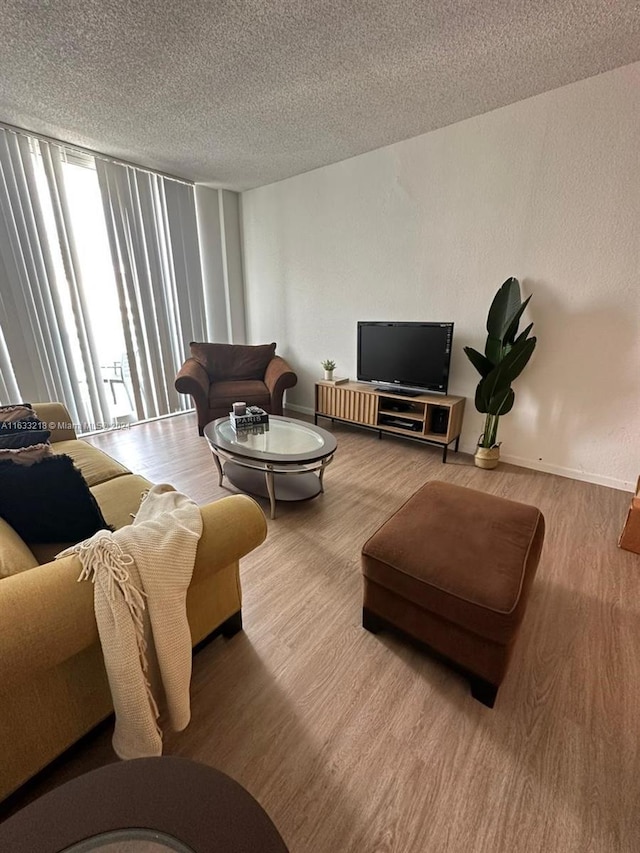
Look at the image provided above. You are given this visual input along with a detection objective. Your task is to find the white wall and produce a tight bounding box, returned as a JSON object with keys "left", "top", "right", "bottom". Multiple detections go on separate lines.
{"left": 241, "top": 63, "right": 640, "bottom": 491}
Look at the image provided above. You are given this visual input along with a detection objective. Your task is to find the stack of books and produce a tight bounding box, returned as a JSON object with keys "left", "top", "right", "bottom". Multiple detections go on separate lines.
{"left": 322, "top": 376, "right": 349, "bottom": 385}
{"left": 230, "top": 405, "right": 269, "bottom": 431}
{"left": 233, "top": 423, "right": 269, "bottom": 439}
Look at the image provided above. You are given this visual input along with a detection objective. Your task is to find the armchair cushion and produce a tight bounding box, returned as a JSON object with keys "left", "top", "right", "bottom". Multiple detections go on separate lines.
{"left": 208, "top": 380, "right": 271, "bottom": 411}
{"left": 190, "top": 342, "right": 276, "bottom": 382}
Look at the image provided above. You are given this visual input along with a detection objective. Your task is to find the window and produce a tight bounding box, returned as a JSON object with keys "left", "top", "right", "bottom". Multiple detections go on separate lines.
{"left": 0, "top": 128, "right": 206, "bottom": 430}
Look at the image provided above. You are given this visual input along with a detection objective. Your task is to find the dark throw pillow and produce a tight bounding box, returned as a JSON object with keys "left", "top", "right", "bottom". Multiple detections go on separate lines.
{"left": 0, "top": 403, "right": 34, "bottom": 422}
{"left": 0, "top": 443, "right": 52, "bottom": 466}
{"left": 0, "top": 404, "right": 51, "bottom": 450}
{"left": 0, "top": 454, "right": 112, "bottom": 544}
{"left": 0, "top": 429, "right": 52, "bottom": 449}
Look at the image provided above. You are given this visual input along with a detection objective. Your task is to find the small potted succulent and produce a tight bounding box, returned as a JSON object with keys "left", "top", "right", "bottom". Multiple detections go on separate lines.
{"left": 321, "top": 359, "right": 336, "bottom": 381}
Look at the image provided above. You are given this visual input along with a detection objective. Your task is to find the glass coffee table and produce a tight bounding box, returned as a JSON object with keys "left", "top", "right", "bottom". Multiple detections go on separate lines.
{"left": 204, "top": 415, "right": 337, "bottom": 519}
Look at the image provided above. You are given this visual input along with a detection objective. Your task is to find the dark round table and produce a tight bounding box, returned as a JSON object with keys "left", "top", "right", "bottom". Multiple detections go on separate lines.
{"left": 0, "top": 757, "right": 289, "bottom": 853}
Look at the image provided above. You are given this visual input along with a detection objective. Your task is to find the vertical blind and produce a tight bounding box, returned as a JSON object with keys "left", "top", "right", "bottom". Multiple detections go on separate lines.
{"left": 0, "top": 126, "right": 207, "bottom": 428}
{"left": 96, "top": 160, "right": 206, "bottom": 421}
{"left": 0, "top": 130, "right": 91, "bottom": 423}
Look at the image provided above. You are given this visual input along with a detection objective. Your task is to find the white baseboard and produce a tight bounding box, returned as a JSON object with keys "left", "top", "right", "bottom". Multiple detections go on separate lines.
{"left": 497, "top": 453, "right": 633, "bottom": 493}
{"left": 286, "top": 403, "right": 633, "bottom": 493}
{"left": 286, "top": 402, "right": 315, "bottom": 416}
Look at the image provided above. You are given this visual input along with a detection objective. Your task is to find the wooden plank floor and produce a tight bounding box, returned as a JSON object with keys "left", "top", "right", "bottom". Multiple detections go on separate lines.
{"left": 6, "top": 412, "right": 640, "bottom": 851}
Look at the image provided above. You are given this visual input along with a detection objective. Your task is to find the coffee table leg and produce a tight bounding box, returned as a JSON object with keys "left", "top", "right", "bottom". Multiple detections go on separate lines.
{"left": 318, "top": 459, "right": 328, "bottom": 493}
{"left": 211, "top": 451, "right": 224, "bottom": 486}
{"left": 265, "top": 467, "right": 276, "bottom": 519}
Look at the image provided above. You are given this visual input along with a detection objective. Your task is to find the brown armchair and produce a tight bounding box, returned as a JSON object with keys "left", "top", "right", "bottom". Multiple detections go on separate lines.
{"left": 175, "top": 342, "right": 297, "bottom": 435}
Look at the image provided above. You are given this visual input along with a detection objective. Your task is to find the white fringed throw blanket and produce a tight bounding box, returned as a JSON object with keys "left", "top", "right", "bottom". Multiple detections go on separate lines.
{"left": 57, "top": 484, "right": 203, "bottom": 759}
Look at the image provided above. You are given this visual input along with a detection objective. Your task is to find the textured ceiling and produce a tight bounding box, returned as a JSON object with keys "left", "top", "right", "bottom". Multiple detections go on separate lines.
{"left": 1, "top": 1, "right": 639, "bottom": 190}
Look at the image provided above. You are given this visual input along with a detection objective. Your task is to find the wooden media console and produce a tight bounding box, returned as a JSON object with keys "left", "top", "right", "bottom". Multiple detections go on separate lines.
{"left": 314, "top": 381, "right": 465, "bottom": 462}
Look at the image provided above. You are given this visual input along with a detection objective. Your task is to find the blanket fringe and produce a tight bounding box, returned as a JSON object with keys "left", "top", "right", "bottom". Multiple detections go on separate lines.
{"left": 69, "top": 532, "right": 161, "bottom": 731}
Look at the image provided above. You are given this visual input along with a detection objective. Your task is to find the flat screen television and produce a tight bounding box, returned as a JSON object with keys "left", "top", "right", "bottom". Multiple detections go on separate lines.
{"left": 357, "top": 321, "right": 454, "bottom": 395}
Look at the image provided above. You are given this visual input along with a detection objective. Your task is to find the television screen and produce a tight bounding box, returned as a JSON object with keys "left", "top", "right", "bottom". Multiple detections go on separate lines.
{"left": 357, "top": 322, "right": 454, "bottom": 394}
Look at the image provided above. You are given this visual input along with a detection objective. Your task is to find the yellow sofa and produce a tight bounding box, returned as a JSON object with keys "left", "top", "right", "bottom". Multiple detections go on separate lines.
{"left": 0, "top": 403, "right": 267, "bottom": 803}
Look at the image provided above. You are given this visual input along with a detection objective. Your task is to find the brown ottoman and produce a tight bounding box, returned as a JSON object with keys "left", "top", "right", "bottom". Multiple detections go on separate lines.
{"left": 361, "top": 481, "right": 545, "bottom": 707}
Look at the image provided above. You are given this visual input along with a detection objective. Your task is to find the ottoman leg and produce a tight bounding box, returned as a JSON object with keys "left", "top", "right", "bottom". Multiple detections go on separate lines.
{"left": 362, "top": 607, "right": 385, "bottom": 634}
{"left": 469, "top": 676, "right": 498, "bottom": 709}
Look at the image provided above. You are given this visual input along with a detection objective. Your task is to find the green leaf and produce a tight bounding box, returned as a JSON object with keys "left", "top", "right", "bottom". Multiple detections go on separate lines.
{"left": 477, "top": 365, "right": 512, "bottom": 413}
{"left": 463, "top": 346, "right": 493, "bottom": 378}
{"left": 475, "top": 381, "right": 490, "bottom": 414}
{"left": 488, "top": 387, "right": 515, "bottom": 416}
{"left": 514, "top": 322, "right": 534, "bottom": 346}
{"left": 475, "top": 336, "right": 536, "bottom": 414}
{"left": 486, "top": 277, "right": 521, "bottom": 340}
{"left": 503, "top": 294, "right": 532, "bottom": 345}
{"left": 485, "top": 335, "right": 503, "bottom": 364}
{"left": 497, "top": 336, "right": 537, "bottom": 384}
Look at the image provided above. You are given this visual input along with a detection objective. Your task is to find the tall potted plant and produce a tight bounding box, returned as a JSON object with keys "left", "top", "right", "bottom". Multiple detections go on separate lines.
{"left": 463, "top": 277, "right": 537, "bottom": 469}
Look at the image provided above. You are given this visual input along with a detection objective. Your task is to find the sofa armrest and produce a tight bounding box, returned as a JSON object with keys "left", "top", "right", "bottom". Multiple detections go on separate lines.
{"left": 192, "top": 494, "right": 267, "bottom": 585}
{"left": 264, "top": 356, "right": 297, "bottom": 415}
{"left": 0, "top": 554, "right": 97, "bottom": 688}
{"left": 0, "top": 495, "right": 266, "bottom": 688}
{"left": 31, "top": 402, "right": 77, "bottom": 442}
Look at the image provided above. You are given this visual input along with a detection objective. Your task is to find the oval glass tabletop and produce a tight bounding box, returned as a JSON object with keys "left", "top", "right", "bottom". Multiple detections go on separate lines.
{"left": 205, "top": 416, "right": 337, "bottom": 463}
{"left": 63, "top": 828, "right": 194, "bottom": 852}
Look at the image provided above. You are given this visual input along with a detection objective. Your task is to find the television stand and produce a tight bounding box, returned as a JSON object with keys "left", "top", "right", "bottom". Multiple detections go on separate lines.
{"left": 374, "top": 387, "right": 422, "bottom": 397}
{"left": 315, "top": 381, "right": 465, "bottom": 462}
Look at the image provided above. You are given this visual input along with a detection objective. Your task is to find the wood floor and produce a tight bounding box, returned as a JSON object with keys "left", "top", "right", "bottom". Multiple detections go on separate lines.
{"left": 7, "top": 412, "right": 640, "bottom": 851}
